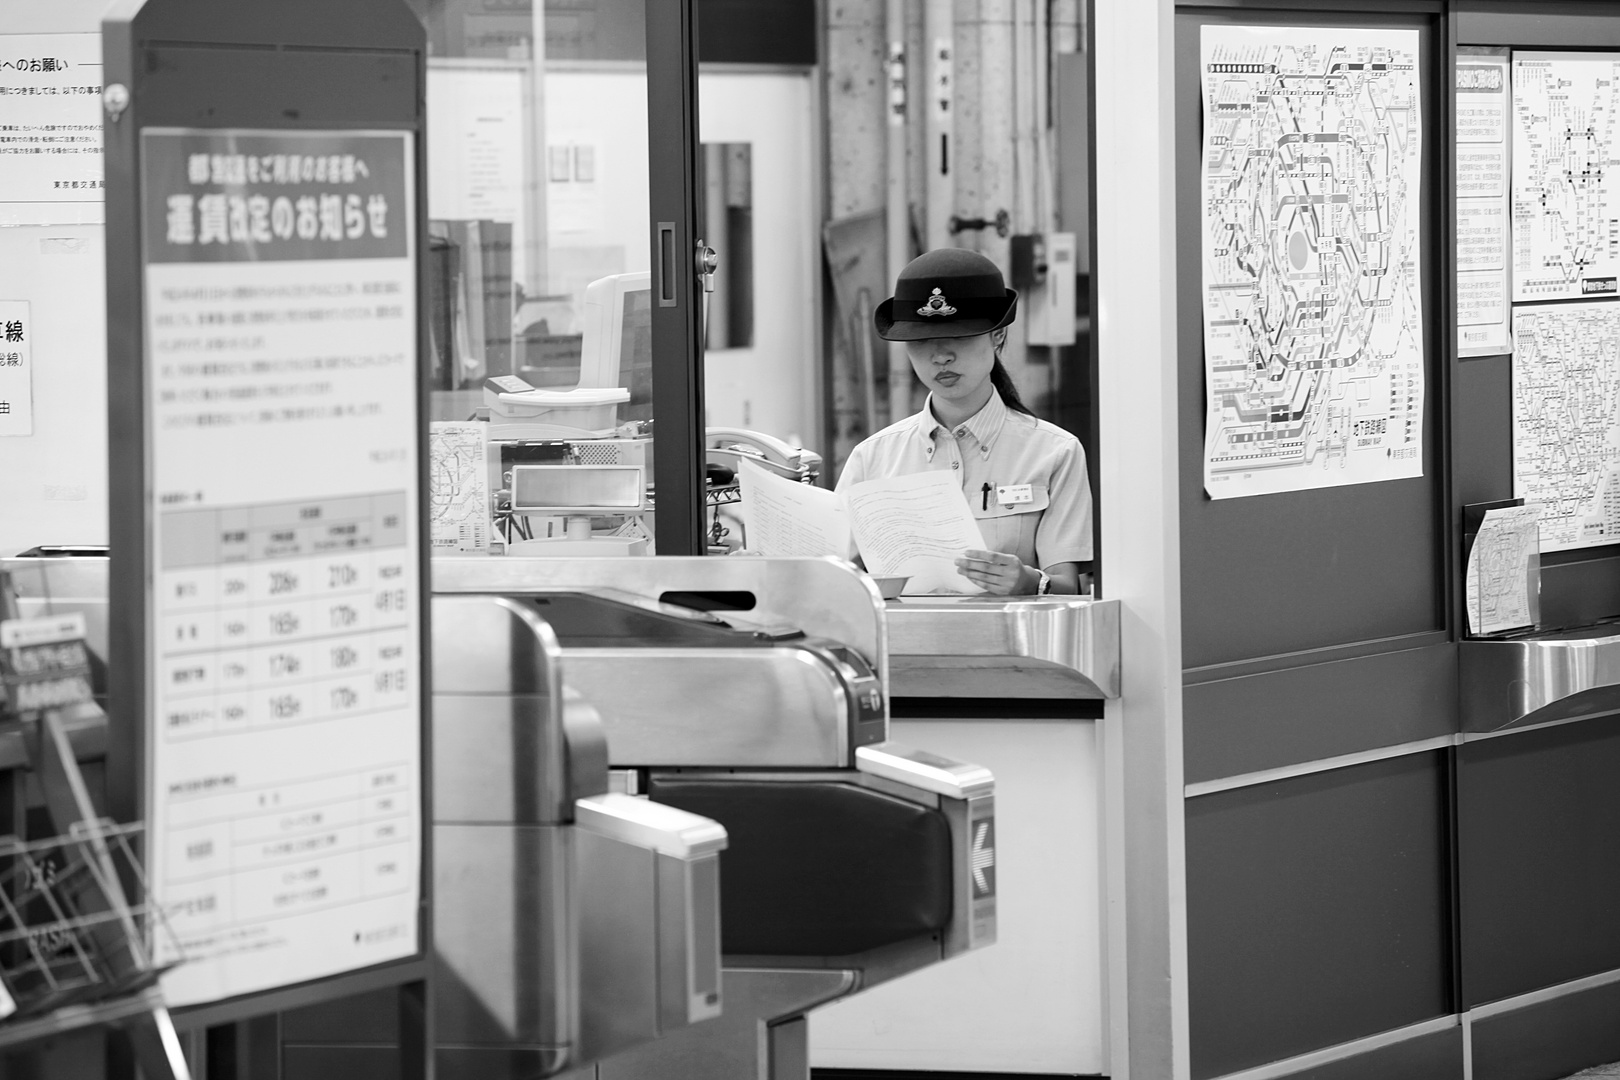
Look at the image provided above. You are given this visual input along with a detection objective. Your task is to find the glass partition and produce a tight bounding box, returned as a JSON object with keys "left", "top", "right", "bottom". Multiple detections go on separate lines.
{"left": 414, "top": 0, "right": 698, "bottom": 554}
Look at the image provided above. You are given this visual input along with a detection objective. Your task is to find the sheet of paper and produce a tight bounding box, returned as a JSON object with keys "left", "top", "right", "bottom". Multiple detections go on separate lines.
{"left": 737, "top": 456, "right": 849, "bottom": 557}
{"left": 1512, "top": 302, "right": 1620, "bottom": 552}
{"left": 1466, "top": 505, "right": 1541, "bottom": 635}
{"left": 429, "top": 422, "right": 491, "bottom": 554}
{"left": 0, "top": 33, "right": 103, "bottom": 226}
{"left": 426, "top": 61, "right": 528, "bottom": 288}
{"left": 1512, "top": 53, "right": 1620, "bottom": 301}
{"left": 141, "top": 128, "right": 422, "bottom": 1007}
{"left": 1456, "top": 52, "right": 1511, "bottom": 357}
{"left": 1199, "top": 25, "right": 1425, "bottom": 499}
{"left": 844, "top": 471, "right": 985, "bottom": 595}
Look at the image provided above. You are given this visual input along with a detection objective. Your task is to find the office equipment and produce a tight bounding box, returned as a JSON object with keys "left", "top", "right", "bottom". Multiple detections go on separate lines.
{"left": 578, "top": 272, "right": 654, "bottom": 423}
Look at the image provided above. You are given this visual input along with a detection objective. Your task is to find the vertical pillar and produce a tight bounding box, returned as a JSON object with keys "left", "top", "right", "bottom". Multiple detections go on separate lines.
{"left": 1093, "top": 0, "right": 1188, "bottom": 1077}
{"left": 953, "top": 0, "right": 1044, "bottom": 409}
{"left": 826, "top": 0, "right": 887, "bottom": 463}
{"left": 923, "top": 0, "right": 954, "bottom": 252}
{"left": 527, "top": 3, "right": 549, "bottom": 296}
{"left": 886, "top": 0, "right": 912, "bottom": 425}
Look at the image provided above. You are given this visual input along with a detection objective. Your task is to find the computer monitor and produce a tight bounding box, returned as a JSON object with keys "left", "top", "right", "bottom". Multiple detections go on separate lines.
{"left": 578, "top": 270, "right": 653, "bottom": 423}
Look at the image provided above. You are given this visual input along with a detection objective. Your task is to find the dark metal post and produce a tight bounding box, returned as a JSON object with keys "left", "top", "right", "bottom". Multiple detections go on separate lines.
{"left": 647, "top": 0, "right": 706, "bottom": 555}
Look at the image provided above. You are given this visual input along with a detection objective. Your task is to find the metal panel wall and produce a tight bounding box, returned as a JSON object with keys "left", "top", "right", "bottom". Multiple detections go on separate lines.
{"left": 1174, "top": 6, "right": 1457, "bottom": 1077}
{"left": 1185, "top": 753, "right": 1453, "bottom": 1079}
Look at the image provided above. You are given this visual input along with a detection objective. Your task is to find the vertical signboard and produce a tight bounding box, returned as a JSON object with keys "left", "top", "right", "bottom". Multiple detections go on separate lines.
{"left": 139, "top": 128, "right": 422, "bottom": 1006}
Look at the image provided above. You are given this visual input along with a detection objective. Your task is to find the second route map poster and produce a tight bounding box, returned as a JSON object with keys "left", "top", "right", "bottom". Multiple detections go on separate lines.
{"left": 1200, "top": 25, "right": 1425, "bottom": 500}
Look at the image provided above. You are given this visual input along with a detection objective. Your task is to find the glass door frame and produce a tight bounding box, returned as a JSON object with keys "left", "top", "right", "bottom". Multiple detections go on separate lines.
{"left": 646, "top": 0, "right": 707, "bottom": 555}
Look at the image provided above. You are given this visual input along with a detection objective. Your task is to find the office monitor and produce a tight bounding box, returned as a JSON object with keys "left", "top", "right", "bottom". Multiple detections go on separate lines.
{"left": 578, "top": 270, "right": 653, "bottom": 423}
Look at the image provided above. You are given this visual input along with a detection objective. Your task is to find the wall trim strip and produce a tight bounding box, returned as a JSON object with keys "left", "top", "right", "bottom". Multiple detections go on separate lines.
{"left": 1467, "top": 963, "right": 1620, "bottom": 1021}
{"left": 1184, "top": 736, "right": 1455, "bottom": 798}
{"left": 1204, "top": 1015, "right": 1459, "bottom": 1080}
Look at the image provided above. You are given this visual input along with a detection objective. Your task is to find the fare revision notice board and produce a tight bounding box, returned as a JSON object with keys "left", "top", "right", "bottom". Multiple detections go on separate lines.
{"left": 138, "top": 128, "right": 423, "bottom": 1008}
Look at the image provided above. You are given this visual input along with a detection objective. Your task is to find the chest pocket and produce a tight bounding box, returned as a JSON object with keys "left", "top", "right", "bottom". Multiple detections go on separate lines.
{"left": 971, "top": 484, "right": 1050, "bottom": 563}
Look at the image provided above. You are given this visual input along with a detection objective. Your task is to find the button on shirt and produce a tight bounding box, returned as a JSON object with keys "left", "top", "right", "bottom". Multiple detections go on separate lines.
{"left": 836, "top": 389, "right": 1094, "bottom": 570}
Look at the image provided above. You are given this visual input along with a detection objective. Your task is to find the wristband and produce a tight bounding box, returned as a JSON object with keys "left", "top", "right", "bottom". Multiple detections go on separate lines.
{"left": 1036, "top": 569, "right": 1051, "bottom": 595}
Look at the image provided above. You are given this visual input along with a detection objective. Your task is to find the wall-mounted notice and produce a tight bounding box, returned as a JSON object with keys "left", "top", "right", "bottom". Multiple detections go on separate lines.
{"left": 1200, "top": 26, "right": 1425, "bottom": 499}
{"left": 0, "top": 33, "right": 104, "bottom": 226}
{"left": 425, "top": 61, "right": 528, "bottom": 286}
{"left": 1512, "top": 53, "right": 1620, "bottom": 302}
{"left": 0, "top": 300, "right": 32, "bottom": 435}
{"left": 1512, "top": 302, "right": 1620, "bottom": 553}
{"left": 140, "top": 128, "right": 421, "bottom": 1007}
{"left": 428, "top": 421, "right": 491, "bottom": 554}
{"left": 1456, "top": 51, "right": 1511, "bottom": 357}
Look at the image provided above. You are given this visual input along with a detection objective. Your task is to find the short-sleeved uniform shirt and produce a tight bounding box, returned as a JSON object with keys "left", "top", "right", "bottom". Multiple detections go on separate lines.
{"left": 836, "top": 389, "right": 1093, "bottom": 570}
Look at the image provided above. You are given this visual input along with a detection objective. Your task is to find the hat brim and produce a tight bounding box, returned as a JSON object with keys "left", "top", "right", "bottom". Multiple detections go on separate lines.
{"left": 874, "top": 289, "right": 1018, "bottom": 341}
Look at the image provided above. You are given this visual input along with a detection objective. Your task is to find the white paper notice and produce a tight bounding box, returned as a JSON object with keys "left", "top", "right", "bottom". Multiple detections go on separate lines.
{"left": 1512, "top": 53, "right": 1620, "bottom": 302}
{"left": 0, "top": 33, "right": 104, "bottom": 226}
{"left": 426, "top": 61, "right": 527, "bottom": 286}
{"left": 1512, "top": 302, "right": 1620, "bottom": 553}
{"left": 0, "top": 300, "right": 32, "bottom": 435}
{"left": 1199, "top": 26, "right": 1425, "bottom": 499}
{"left": 1466, "top": 505, "right": 1541, "bottom": 636}
{"left": 844, "top": 471, "right": 986, "bottom": 595}
{"left": 429, "top": 422, "right": 491, "bottom": 554}
{"left": 142, "top": 128, "right": 421, "bottom": 1007}
{"left": 737, "top": 457, "right": 850, "bottom": 557}
{"left": 1456, "top": 53, "right": 1512, "bottom": 357}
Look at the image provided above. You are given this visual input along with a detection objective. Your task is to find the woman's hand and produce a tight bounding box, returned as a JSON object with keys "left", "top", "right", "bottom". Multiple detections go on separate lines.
{"left": 955, "top": 548, "right": 1039, "bottom": 595}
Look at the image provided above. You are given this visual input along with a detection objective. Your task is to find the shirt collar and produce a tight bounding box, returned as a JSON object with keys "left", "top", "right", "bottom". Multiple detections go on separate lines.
{"left": 917, "top": 387, "right": 1009, "bottom": 456}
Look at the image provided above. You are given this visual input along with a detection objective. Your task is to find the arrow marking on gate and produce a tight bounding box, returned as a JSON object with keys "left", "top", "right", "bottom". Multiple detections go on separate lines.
{"left": 971, "top": 820, "right": 994, "bottom": 895}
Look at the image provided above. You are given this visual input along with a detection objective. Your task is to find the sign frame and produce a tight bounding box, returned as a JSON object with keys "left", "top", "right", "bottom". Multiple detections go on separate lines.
{"left": 101, "top": 0, "right": 433, "bottom": 1046}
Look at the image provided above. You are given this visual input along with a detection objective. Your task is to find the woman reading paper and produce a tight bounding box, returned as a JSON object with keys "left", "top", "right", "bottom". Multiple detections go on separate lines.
{"left": 835, "top": 248, "right": 1093, "bottom": 595}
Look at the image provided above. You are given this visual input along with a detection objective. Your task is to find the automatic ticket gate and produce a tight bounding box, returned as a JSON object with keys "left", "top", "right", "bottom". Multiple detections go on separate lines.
{"left": 433, "top": 557, "right": 998, "bottom": 1080}
{"left": 432, "top": 595, "right": 728, "bottom": 1075}
{"left": 2, "top": 550, "right": 731, "bottom": 1078}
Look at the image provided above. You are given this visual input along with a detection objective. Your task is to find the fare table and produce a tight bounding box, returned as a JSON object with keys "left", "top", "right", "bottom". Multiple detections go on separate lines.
{"left": 810, "top": 595, "right": 1119, "bottom": 1076}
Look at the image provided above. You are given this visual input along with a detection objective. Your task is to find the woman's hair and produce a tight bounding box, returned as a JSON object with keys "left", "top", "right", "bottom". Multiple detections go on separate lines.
{"left": 990, "top": 331, "right": 1036, "bottom": 416}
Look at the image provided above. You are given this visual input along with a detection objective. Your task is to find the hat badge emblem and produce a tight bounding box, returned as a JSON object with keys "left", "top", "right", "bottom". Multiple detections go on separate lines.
{"left": 917, "top": 287, "right": 957, "bottom": 317}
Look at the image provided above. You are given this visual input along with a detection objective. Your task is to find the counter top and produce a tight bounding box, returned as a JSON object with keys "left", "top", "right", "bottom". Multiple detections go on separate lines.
{"left": 884, "top": 596, "right": 1120, "bottom": 700}
{"left": 1460, "top": 623, "right": 1620, "bottom": 733}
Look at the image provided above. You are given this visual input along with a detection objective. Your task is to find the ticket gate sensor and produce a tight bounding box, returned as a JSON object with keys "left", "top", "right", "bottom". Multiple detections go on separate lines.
{"left": 433, "top": 557, "right": 997, "bottom": 1080}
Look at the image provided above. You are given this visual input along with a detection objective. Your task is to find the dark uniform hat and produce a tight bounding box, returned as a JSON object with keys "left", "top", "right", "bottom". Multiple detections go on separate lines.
{"left": 874, "top": 247, "right": 1019, "bottom": 341}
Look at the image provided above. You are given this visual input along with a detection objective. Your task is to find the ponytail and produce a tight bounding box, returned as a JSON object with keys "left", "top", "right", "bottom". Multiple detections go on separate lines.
{"left": 990, "top": 332, "right": 1035, "bottom": 416}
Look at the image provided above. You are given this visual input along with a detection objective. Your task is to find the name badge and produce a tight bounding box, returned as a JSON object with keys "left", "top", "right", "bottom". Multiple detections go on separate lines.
{"left": 997, "top": 484, "right": 1034, "bottom": 506}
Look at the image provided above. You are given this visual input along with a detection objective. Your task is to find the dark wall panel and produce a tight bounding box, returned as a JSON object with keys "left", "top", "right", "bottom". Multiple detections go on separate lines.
{"left": 1175, "top": 10, "right": 1444, "bottom": 669}
{"left": 1184, "top": 642, "right": 1457, "bottom": 783}
{"left": 1458, "top": 719, "right": 1620, "bottom": 1007}
{"left": 698, "top": 0, "right": 816, "bottom": 65}
{"left": 1540, "top": 553, "right": 1620, "bottom": 631}
{"left": 1453, "top": 356, "right": 1511, "bottom": 510}
{"left": 1186, "top": 753, "right": 1452, "bottom": 1079}
{"left": 1276, "top": 1026, "right": 1462, "bottom": 1080}
{"left": 1472, "top": 979, "right": 1620, "bottom": 1080}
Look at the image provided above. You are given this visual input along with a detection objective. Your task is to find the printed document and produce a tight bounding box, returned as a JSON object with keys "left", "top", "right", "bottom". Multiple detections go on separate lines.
{"left": 738, "top": 457, "right": 850, "bottom": 558}
{"left": 1465, "top": 505, "right": 1541, "bottom": 636}
{"left": 843, "top": 471, "right": 986, "bottom": 595}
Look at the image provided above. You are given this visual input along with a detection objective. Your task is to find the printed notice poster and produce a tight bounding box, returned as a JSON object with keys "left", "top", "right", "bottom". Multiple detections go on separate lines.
{"left": 1512, "top": 302, "right": 1620, "bottom": 553}
{"left": 1200, "top": 26, "right": 1425, "bottom": 499}
{"left": 0, "top": 301, "right": 32, "bottom": 435}
{"left": 0, "top": 33, "right": 104, "bottom": 225}
{"left": 1456, "top": 51, "right": 1511, "bottom": 357}
{"left": 1512, "top": 53, "right": 1620, "bottom": 302}
{"left": 141, "top": 129, "right": 421, "bottom": 1006}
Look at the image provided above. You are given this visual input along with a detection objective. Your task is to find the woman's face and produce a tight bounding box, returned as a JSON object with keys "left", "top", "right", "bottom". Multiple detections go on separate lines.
{"left": 906, "top": 332, "right": 996, "bottom": 409}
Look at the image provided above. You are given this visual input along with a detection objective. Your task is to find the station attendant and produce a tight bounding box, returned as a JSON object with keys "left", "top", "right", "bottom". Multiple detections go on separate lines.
{"left": 837, "top": 248, "right": 1093, "bottom": 595}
